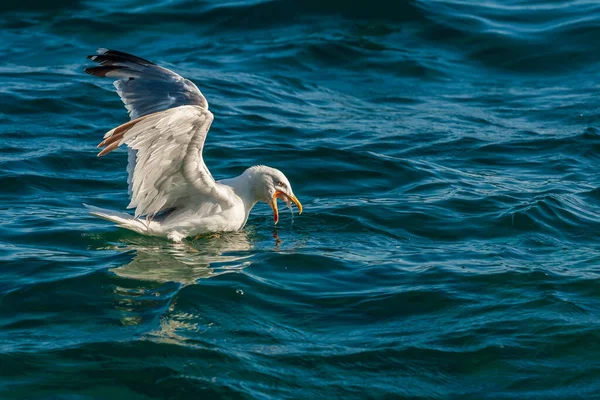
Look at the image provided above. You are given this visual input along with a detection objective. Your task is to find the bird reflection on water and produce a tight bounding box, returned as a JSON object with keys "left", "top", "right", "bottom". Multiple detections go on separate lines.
{"left": 98, "top": 228, "right": 293, "bottom": 344}
{"left": 109, "top": 230, "right": 255, "bottom": 285}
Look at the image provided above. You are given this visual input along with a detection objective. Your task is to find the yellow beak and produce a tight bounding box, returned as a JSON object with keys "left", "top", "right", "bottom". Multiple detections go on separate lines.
{"left": 271, "top": 191, "right": 303, "bottom": 225}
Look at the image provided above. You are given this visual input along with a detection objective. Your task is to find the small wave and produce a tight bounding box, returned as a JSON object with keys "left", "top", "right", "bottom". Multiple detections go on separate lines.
{"left": 418, "top": 0, "right": 600, "bottom": 73}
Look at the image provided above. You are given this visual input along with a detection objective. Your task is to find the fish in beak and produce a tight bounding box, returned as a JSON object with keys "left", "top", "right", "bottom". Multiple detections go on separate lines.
{"left": 270, "top": 191, "right": 302, "bottom": 224}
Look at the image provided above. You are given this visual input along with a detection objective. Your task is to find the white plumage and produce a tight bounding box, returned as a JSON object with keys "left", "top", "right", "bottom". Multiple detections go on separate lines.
{"left": 85, "top": 49, "right": 302, "bottom": 242}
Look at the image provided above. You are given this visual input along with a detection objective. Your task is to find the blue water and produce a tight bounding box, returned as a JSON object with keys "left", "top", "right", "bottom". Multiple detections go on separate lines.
{"left": 2, "top": 0, "right": 600, "bottom": 398}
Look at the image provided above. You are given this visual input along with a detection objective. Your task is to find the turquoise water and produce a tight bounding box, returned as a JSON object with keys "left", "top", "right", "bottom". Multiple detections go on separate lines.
{"left": 2, "top": 0, "right": 600, "bottom": 398}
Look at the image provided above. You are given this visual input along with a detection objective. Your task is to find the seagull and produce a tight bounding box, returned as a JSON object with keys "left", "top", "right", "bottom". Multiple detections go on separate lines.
{"left": 84, "top": 49, "right": 302, "bottom": 242}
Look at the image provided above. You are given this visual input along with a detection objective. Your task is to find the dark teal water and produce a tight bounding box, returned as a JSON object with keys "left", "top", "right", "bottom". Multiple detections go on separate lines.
{"left": 2, "top": 0, "right": 600, "bottom": 398}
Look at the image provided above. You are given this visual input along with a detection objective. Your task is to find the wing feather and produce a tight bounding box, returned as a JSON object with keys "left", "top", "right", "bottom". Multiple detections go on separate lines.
{"left": 85, "top": 48, "right": 208, "bottom": 118}
{"left": 86, "top": 49, "right": 229, "bottom": 218}
{"left": 97, "top": 105, "right": 233, "bottom": 218}
{"left": 86, "top": 49, "right": 209, "bottom": 203}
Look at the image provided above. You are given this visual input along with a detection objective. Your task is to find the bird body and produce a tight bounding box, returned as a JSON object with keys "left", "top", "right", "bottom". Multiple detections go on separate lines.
{"left": 86, "top": 175, "right": 247, "bottom": 242}
{"left": 85, "top": 49, "right": 301, "bottom": 241}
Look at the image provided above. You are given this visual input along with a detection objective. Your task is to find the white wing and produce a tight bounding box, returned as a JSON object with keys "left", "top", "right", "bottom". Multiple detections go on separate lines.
{"left": 96, "top": 105, "right": 234, "bottom": 218}
{"left": 86, "top": 49, "right": 233, "bottom": 217}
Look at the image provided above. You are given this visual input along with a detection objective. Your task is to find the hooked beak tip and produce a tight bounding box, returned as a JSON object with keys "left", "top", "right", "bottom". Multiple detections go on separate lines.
{"left": 289, "top": 194, "right": 303, "bottom": 215}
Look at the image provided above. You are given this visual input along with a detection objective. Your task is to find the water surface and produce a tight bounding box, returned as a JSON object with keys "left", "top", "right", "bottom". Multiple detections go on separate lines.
{"left": 1, "top": 0, "right": 600, "bottom": 398}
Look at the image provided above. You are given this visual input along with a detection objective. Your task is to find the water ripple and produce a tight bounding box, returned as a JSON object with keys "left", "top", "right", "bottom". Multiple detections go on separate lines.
{"left": 1, "top": 0, "right": 600, "bottom": 398}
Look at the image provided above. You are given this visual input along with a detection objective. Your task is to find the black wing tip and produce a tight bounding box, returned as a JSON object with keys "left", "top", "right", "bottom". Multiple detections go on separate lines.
{"left": 83, "top": 66, "right": 97, "bottom": 76}
{"left": 87, "top": 48, "right": 155, "bottom": 66}
{"left": 84, "top": 65, "right": 134, "bottom": 77}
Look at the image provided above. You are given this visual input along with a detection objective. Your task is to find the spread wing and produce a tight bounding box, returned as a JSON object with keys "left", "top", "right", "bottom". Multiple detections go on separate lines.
{"left": 85, "top": 50, "right": 233, "bottom": 217}
{"left": 85, "top": 48, "right": 207, "bottom": 119}
{"left": 96, "top": 105, "right": 234, "bottom": 218}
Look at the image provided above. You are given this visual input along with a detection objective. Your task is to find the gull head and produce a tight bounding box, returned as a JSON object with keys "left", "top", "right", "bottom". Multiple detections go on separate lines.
{"left": 245, "top": 165, "right": 302, "bottom": 224}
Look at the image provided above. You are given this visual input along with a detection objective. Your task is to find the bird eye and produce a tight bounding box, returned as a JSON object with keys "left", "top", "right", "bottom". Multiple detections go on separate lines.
{"left": 277, "top": 181, "right": 286, "bottom": 189}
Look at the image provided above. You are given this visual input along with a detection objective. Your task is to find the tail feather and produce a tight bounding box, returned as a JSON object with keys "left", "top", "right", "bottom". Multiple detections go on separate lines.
{"left": 84, "top": 204, "right": 148, "bottom": 234}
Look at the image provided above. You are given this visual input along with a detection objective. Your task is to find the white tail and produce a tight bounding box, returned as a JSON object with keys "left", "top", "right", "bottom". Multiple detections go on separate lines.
{"left": 84, "top": 204, "right": 149, "bottom": 234}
